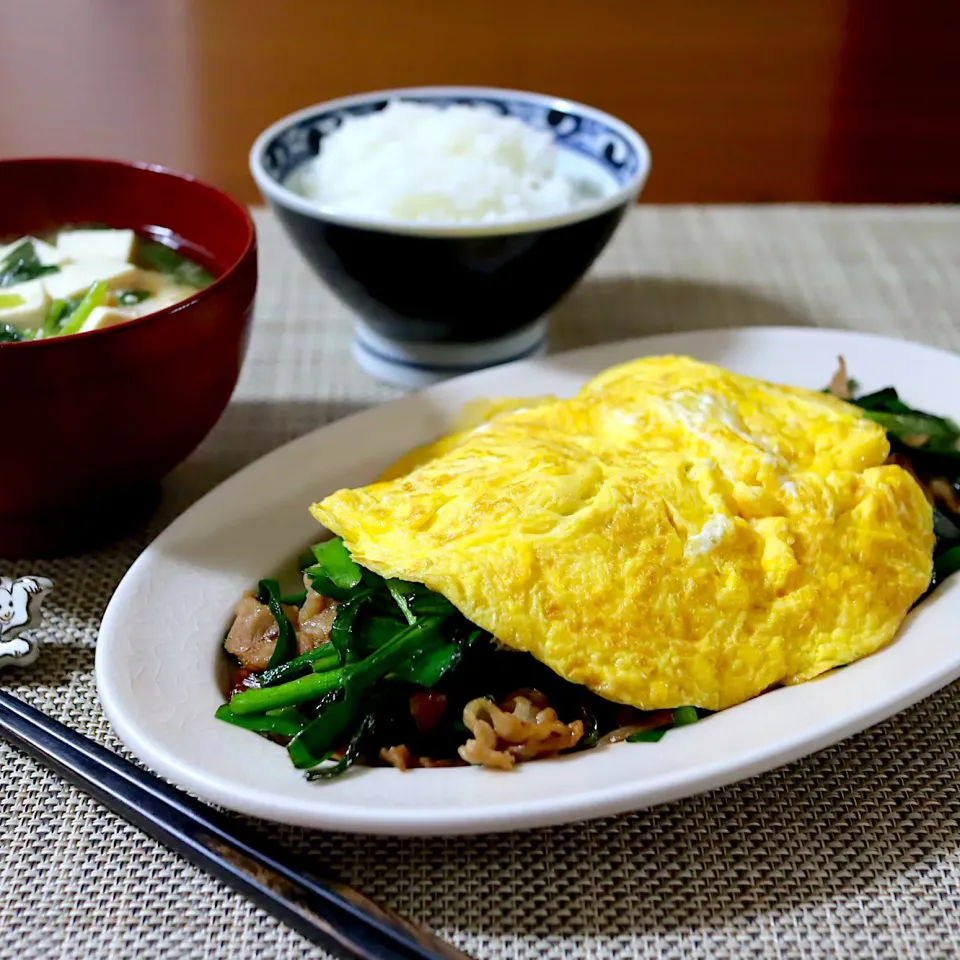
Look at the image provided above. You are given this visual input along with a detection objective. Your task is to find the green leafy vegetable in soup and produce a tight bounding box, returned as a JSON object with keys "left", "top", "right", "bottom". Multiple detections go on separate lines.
{"left": 115, "top": 289, "right": 152, "bottom": 306}
{"left": 136, "top": 239, "right": 215, "bottom": 288}
{"left": 57, "top": 280, "right": 109, "bottom": 337}
{"left": 0, "top": 323, "right": 26, "bottom": 343}
{"left": 0, "top": 240, "right": 60, "bottom": 288}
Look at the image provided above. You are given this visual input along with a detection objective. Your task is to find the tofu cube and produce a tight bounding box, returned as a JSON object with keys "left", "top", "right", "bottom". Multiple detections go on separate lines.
{"left": 56, "top": 229, "right": 137, "bottom": 264}
{"left": 44, "top": 261, "right": 141, "bottom": 301}
{"left": 33, "top": 236, "right": 70, "bottom": 266}
{"left": 78, "top": 306, "right": 133, "bottom": 334}
{"left": 0, "top": 235, "right": 70, "bottom": 268}
{"left": 124, "top": 285, "right": 196, "bottom": 318}
{"left": 0, "top": 278, "right": 50, "bottom": 331}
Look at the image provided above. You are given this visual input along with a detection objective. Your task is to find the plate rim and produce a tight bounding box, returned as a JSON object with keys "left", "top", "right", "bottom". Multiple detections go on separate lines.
{"left": 96, "top": 325, "right": 960, "bottom": 835}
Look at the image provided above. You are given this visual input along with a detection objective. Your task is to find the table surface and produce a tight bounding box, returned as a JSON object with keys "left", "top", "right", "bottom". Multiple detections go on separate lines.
{"left": 2, "top": 205, "right": 959, "bottom": 960}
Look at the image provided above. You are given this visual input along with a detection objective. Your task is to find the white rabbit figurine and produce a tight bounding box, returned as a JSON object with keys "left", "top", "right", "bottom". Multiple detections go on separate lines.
{"left": 0, "top": 575, "right": 53, "bottom": 668}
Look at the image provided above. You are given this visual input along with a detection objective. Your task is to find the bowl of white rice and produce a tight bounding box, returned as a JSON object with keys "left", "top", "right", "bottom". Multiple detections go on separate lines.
{"left": 250, "top": 86, "right": 650, "bottom": 387}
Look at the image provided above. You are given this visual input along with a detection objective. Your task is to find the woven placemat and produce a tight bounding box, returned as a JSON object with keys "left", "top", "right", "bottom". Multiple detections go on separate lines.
{"left": 1, "top": 206, "right": 959, "bottom": 960}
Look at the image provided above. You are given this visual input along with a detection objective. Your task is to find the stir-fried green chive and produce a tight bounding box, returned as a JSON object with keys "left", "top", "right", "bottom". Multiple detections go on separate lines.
{"left": 284, "top": 616, "right": 479, "bottom": 770}
{"left": 303, "top": 713, "right": 381, "bottom": 780}
{"left": 304, "top": 570, "right": 351, "bottom": 602}
{"left": 220, "top": 536, "right": 489, "bottom": 776}
{"left": 846, "top": 387, "right": 960, "bottom": 462}
{"left": 288, "top": 698, "right": 365, "bottom": 770}
{"left": 672, "top": 705, "right": 700, "bottom": 726}
{"left": 57, "top": 280, "right": 108, "bottom": 337}
{"left": 386, "top": 580, "right": 417, "bottom": 625}
{"left": 934, "top": 509, "right": 960, "bottom": 542}
{"left": 304, "top": 537, "right": 363, "bottom": 601}
{"left": 258, "top": 642, "right": 339, "bottom": 687}
{"left": 312, "top": 538, "right": 363, "bottom": 587}
{"left": 215, "top": 703, "right": 305, "bottom": 738}
{"left": 357, "top": 614, "right": 411, "bottom": 652}
{"left": 223, "top": 540, "right": 474, "bottom": 767}
{"left": 929, "top": 546, "right": 960, "bottom": 595}
{"left": 398, "top": 640, "right": 463, "bottom": 687}
{"left": 850, "top": 387, "right": 899, "bottom": 410}
{"left": 0, "top": 324, "right": 25, "bottom": 343}
{"left": 279, "top": 589, "right": 307, "bottom": 606}
{"left": 409, "top": 594, "right": 457, "bottom": 617}
{"left": 230, "top": 669, "right": 345, "bottom": 715}
{"left": 863, "top": 410, "right": 960, "bottom": 446}
{"left": 839, "top": 383, "right": 960, "bottom": 599}
{"left": 346, "top": 618, "right": 447, "bottom": 689}
{"left": 851, "top": 387, "right": 959, "bottom": 432}
{"left": 258, "top": 579, "right": 298, "bottom": 670}
{"left": 627, "top": 729, "right": 667, "bottom": 743}
{"left": 329, "top": 589, "right": 373, "bottom": 663}
{"left": 625, "top": 706, "right": 699, "bottom": 744}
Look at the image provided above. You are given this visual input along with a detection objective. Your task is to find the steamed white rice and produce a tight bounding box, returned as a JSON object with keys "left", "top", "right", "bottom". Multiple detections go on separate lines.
{"left": 295, "top": 101, "right": 606, "bottom": 225}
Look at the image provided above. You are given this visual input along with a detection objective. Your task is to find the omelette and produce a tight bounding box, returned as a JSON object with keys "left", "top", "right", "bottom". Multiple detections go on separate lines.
{"left": 311, "top": 356, "right": 934, "bottom": 713}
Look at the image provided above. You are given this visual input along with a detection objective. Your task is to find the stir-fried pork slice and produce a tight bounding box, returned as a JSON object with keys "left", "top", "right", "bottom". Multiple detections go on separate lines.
{"left": 298, "top": 586, "right": 338, "bottom": 648}
{"left": 458, "top": 694, "right": 584, "bottom": 769}
{"left": 827, "top": 355, "right": 852, "bottom": 400}
{"left": 299, "top": 603, "right": 338, "bottom": 648}
{"left": 225, "top": 595, "right": 286, "bottom": 670}
{"left": 224, "top": 588, "right": 339, "bottom": 671}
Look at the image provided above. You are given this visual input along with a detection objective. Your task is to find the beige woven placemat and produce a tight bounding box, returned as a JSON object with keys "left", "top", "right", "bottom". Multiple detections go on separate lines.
{"left": 2, "top": 205, "right": 959, "bottom": 960}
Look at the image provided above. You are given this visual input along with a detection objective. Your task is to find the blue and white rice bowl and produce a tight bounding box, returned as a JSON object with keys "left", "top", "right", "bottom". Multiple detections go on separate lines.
{"left": 250, "top": 86, "right": 651, "bottom": 388}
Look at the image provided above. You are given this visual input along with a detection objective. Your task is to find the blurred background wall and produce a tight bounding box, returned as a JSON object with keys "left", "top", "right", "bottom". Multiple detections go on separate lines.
{"left": 1, "top": 0, "right": 957, "bottom": 205}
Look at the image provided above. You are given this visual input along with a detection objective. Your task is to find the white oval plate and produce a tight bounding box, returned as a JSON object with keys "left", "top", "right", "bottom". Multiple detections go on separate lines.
{"left": 96, "top": 327, "right": 960, "bottom": 835}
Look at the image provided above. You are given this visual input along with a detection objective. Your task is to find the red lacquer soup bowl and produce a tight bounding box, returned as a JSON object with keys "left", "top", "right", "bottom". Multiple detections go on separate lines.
{"left": 0, "top": 158, "right": 257, "bottom": 556}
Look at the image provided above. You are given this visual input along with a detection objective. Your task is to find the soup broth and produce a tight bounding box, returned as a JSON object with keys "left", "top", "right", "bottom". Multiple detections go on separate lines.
{"left": 0, "top": 226, "right": 215, "bottom": 343}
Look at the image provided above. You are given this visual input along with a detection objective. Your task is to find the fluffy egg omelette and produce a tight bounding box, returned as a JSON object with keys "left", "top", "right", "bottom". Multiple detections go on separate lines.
{"left": 312, "top": 356, "right": 934, "bottom": 712}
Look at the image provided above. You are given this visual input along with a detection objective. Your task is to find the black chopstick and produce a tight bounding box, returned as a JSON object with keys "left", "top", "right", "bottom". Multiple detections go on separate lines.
{"left": 0, "top": 690, "right": 474, "bottom": 960}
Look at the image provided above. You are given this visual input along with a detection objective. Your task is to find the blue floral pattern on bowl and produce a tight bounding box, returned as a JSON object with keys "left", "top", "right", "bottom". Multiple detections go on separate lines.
{"left": 260, "top": 94, "right": 642, "bottom": 189}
